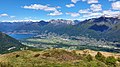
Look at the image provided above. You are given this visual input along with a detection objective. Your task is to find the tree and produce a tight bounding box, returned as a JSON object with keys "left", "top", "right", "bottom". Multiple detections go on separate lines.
{"left": 95, "top": 52, "right": 105, "bottom": 62}
{"left": 117, "top": 57, "right": 120, "bottom": 62}
{"left": 71, "top": 50, "right": 77, "bottom": 55}
{"left": 105, "top": 56, "right": 116, "bottom": 66}
{"left": 86, "top": 54, "right": 93, "bottom": 62}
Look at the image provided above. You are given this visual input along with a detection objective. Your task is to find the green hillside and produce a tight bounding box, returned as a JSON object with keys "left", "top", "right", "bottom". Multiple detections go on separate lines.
{"left": 0, "top": 49, "right": 120, "bottom": 67}
{"left": 0, "top": 32, "right": 27, "bottom": 54}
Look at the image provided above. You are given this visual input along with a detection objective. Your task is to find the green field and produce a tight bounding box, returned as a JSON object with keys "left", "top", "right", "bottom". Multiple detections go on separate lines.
{"left": 21, "top": 34, "right": 120, "bottom": 52}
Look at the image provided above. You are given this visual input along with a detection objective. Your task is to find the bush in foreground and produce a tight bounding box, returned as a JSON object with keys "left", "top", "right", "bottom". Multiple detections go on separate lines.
{"left": 95, "top": 52, "right": 106, "bottom": 62}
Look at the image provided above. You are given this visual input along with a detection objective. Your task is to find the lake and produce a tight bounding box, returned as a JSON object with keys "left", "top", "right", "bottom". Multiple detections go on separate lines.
{"left": 8, "top": 34, "right": 36, "bottom": 40}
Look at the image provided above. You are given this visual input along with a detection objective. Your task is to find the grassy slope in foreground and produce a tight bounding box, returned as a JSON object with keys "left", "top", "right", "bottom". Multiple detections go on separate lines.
{"left": 0, "top": 48, "right": 120, "bottom": 67}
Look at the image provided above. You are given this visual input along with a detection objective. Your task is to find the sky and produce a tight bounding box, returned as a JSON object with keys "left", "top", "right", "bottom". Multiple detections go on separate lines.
{"left": 0, "top": 0, "right": 120, "bottom": 22}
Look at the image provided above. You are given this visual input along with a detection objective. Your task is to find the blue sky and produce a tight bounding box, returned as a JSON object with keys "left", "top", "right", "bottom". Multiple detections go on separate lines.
{"left": 0, "top": 0, "right": 120, "bottom": 22}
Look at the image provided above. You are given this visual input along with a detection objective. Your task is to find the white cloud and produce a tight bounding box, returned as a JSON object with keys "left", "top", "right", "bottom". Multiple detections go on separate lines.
{"left": 10, "top": 16, "right": 15, "bottom": 18}
{"left": 79, "top": 9, "right": 91, "bottom": 14}
{"left": 56, "top": 6, "right": 61, "bottom": 8}
{"left": 112, "top": 1, "right": 120, "bottom": 10}
{"left": 109, "top": 0, "right": 116, "bottom": 2}
{"left": 79, "top": 10, "right": 120, "bottom": 20}
{"left": 23, "top": 4, "right": 57, "bottom": 11}
{"left": 88, "top": 0, "right": 98, "bottom": 4}
{"left": 66, "top": 12, "right": 80, "bottom": 17}
{"left": 48, "top": 11, "right": 63, "bottom": 16}
{"left": 83, "top": 12, "right": 102, "bottom": 18}
{"left": 0, "top": 14, "right": 8, "bottom": 17}
{"left": 23, "top": 4, "right": 62, "bottom": 16}
{"left": 90, "top": 4, "right": 102, "bottom": 11}
{"left": 2, "top": 20, "right": 41, "bottom": 22}
{"left": 82, "top": 0, "right": 98, "bottom": 4}
{"left": 103, "top": 10, "right": 120, "bottom": 17}
{"left": 71, "top": 0, "right": 80, "bottom": 3}
{"left": 82, "top": 0, "right": 86, "bottom": 2}
{"left": 0, "top": 13, "right": 16, "bottom": 18}
{"left": 66, "top": 4, "right": 75, "bottom": 8}
{"left": 78, "top": 12, "right": 102, "bottom": 20}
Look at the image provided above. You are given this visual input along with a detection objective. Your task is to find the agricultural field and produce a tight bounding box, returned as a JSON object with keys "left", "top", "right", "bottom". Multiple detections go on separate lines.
{"left": 21, "top": 33, "right": 120, "bottom": 53}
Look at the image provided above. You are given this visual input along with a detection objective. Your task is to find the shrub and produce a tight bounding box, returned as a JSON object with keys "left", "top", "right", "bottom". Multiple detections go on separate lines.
{"left": 86, "top": 54, "right": 93, "bottom": 62}
{"left": 95, "top": 52, "right": 105, "bottom": 62}
{"left": 117, "top": 57, "right": 120, "bottom": 62}
{"left": 87, "top": 61, "right": 107, "bottom": 67}
{"left": 42, "top": 52, "right": 50, "bottom": 57}
{"left": 34, "top": 54, "right": 40, "bottom": 57}
{"left": 15, "top": 54, "right": 20, "bottom": 58}
{"left": 105, "top": 56, "right": 116, "bottom": 65}
{"left": 0, "top": 62, "right": 13, "bottom": 67}
{"left": 71, "top": 50, "right": 77, "bottom": 55}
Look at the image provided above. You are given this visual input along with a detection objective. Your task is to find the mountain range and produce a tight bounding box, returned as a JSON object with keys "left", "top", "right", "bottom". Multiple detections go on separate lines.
{"left": 0, "top": 16, "right": 120, "bottom": 42}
